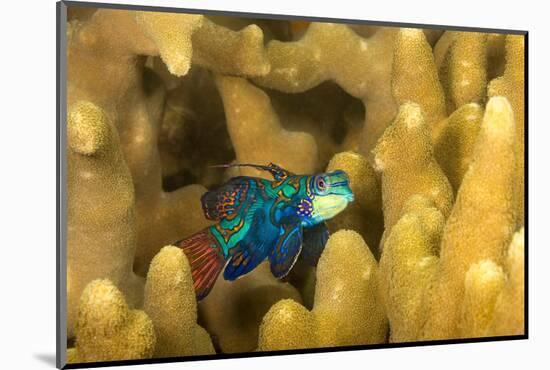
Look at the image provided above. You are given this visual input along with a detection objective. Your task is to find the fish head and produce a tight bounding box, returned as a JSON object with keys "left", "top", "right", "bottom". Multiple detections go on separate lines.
{"left": 304, "top": 170, "right": 354, "bottom": 225}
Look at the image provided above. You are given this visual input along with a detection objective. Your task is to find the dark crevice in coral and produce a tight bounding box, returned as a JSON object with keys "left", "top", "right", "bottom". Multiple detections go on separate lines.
{"left": 263, "top": 81, "right": 365, "bottom": 169}
{"left": 154, "top": 65, "right": 236, "bottom": 192}
{"left": 67, "top": 337, "right": 75, "bottom": 348}
{"left": 67, "top": 6, "right": 98, "bottom": 22}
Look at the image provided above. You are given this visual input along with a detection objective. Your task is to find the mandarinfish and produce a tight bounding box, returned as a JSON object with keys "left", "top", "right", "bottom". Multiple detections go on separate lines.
{"left": 174, "top": 163, "right": 354, "bottom": 300}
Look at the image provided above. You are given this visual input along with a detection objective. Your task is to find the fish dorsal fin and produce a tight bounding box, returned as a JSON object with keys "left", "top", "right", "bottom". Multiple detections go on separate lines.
{"left": 210, "top": 162, "right": 293, "bottom": 181}
{"left": 266, "top": 163, "right": 292, "bottom": 181}
{"left": 201, "top": 177, "right": 253, "bottom": 221}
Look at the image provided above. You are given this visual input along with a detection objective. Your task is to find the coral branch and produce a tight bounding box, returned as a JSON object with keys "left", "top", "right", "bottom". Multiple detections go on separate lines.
{"left": 144, "top": 246, "right": 215, "bottom": 357}
{"left": 326, "top": 151, "right": 383, "bottom": 254}
{"left": 459, "top": 260, "right": 505, "bottom": 337}
{"left": 251, "top": 23, "right": 398, "bottom": 156}
{"left": 199, "top": 262, "right": 303, "bottom": 353}
{"left": 378, "top": 197, "right": 441, "bottom": 342}
{"left": 373, "top": 103, "right": 454, "bottom": 234}
{"left": 435, "top": 31, "right": 488, "bottom": 114}
{"left": 67, "top": 101, "right": 144, "bottom": 338}
{"left": 192, "top": 17, "right": 271, "bottom": 77}
{"left": 215, "top": 75, "right": 319, "bottom": 177}
{"left": 421, "top": 96, "right": 517, "bottom": 339}
{"left": 488, "top": 35, "right": 525, "bottom": 226}
{"left": 135, "top": 11, "right": 203, "bottom": 76}
{"left": 378, "top": 96, "right": 520, "bottom": 342}
{"left": 68, "top": 280, "right": 156, "bottom": 363}
{"left": 434, "top": 103, "right": 483, "bottom": 192}
{"left": 258, "top": 230, "right": 387, "bottom": 350}
{"left": 392, "top": 29, "right": 446, "bottom": 129}
{"left": 487, "top": 228, "right": 525, "bottom": 336}
{"left": 68, "top": 9, "right": 212, "bottom": 276}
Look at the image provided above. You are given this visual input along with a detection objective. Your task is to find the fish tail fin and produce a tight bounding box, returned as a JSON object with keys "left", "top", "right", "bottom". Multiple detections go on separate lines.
{"left": 176, "top": 228, "right": 226, "bottom": 301}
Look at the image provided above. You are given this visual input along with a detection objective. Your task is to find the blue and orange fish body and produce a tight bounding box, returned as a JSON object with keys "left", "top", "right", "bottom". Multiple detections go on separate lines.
{"left": 175, "top": 163, "right": 354, "bottom": 300}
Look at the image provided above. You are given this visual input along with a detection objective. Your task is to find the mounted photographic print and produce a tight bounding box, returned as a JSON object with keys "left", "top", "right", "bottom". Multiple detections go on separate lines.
{"left": 57, "top": 1, "right": 527, "bottom": 368}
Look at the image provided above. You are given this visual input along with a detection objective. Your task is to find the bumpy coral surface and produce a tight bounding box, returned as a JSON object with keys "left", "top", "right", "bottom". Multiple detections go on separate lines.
{"left": 67, "top": 101, "right": 144, "bottom": 339}
{"left": 258, "top": 230, "right": 387, "bottom": 350}
{"left": 67, "top": 8, "right": 213, "bottom": 278}
{"left": 144, "top": 246, "right": 215, "bottom": 357}
{"left": 379, "top": 97, "right": 523, "bottom": 341}
{"left": 199, "top": 262, "right": 303, "bottom": 353}
{"left": 373, "top": 102, "right": 454, "bottom": 233}
{"left": 216, "top": 75, "right": 319, "bottom": 177}
{"left": 326, "top": 151, "right": 383, "bottom": 255}
{"left": 488, "top": 36, "right": 525, "bottom": 226}
{"left": 65, "top": 5, "right": 525, "bottom": 364}
{"left": 68, "top": 279, "right": 156, "bottom": 363}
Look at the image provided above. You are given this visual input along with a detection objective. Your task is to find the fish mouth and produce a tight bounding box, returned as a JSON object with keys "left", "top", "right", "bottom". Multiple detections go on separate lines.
{"left": 345, "top": 192, "right": 355, "bottom": 202}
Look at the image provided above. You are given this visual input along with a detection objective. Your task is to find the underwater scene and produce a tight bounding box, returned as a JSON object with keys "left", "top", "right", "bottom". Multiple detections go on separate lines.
{"left": 65, "top": 5, "right": 526, "bottom": 364}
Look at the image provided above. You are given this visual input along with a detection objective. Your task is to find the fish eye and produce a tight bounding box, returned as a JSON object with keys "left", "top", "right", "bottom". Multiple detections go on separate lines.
{"left": 316, "top": 177, "right": 326, "bottom": 191}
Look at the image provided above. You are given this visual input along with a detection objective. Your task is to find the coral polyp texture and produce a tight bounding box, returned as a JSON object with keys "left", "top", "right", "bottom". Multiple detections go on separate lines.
{"left": 326, "top": 151, "right": 383, "bottom": 255}
{"left": 199, "top": 262, "right": 303, "bottom": 353}
{"left": 67, "top": 101, "right": 144, "bottom": 339}
{"left": 379, "top": 97, "right": 522, "bottom": 341}
{"left": 65, "top": 5, "right": 525, "bottom": 364}
{"left": 68, "top": 279, "right": 156, "bottom": 363}
{"left": 144, "top": 246, "right": 215, "bottom": 357}
{"left": 258, "top": 230, "right": 387, "bottom": 350}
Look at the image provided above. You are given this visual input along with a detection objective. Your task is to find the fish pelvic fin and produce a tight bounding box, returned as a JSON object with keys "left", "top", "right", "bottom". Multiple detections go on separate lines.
{"left": 223, "top": 210, "right": 274, "bottom": 281}
{"left": 300, "top": 222, "right": 329, "bottom": 267}
{"left": 269, "top": 222, "right": 303, "bottom": 278}
{"left": 176, "top": 228, "right": 226, "bottom": 301}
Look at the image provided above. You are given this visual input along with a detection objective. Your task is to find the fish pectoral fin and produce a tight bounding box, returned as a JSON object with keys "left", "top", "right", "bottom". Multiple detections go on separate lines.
{"left": 269, "top": 223, "right": 303, "bottom": 279}
{"left": 300, "top": 222, "right": 329, "bottom": 267}
{"left": 223, "top": 240, "right": 268, "bottom": 281}
{"left": 223, "top": 210, "right": 273, "bottom": 281}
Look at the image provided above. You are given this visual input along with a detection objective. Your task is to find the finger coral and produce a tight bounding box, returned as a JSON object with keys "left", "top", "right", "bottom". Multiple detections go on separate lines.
{"left": 434, "top": 31, "right": 488, "bottom": 114}
{"left": 373, "top": 102, "right": 454, "bottom": 234}
{"left": 135, "top": 10, "right": 203, "bottom": 76}
{"left": 488, "top": 35, "right": 525, "bottom": 226}
{"left": 215, "top": 75, "right": 319, "bottom": 177}
{"left": 460, "top": 260, "right": 505, "bottom": 337}
{"left": 487, "top": 228, "right": 525, "bottom": 336}
{"left": 252, "top": 23, "right": 399, "bottom": 155}
{"left": 433, "top": 103, "right": 484, "bottom": 192}
{"left": 68, "top": 279, "right": 156, "bottom": 363}
{"left": 258, "top": 230, "right": 387, "bottom": 351}
{"left": 192, "top": 17, "right": 271, "bottom": 77}
{"left": 459, "top": 228, "right": 525, "bottom": 337}
{"left": 67, "top": 8, "right": 212, "bottom": 278}
{"left": 378, "top": 196, "right": 442, "bottom": 342}
{"left": 144, "top": 246, "right": 215, "bottom": 357}
{"left": 392, "top": 29, "right": 446, "bottom": 129}
{"left": 199, "top": 262, "right": 303, "bottom": 353}
{"left": 67, "top": 101, "right": 144, "bottom": 339}
{"left": 422, "top": 97, "right": 518, "bottom": 339}
{"left": 378, "top": 97, "right": 521, "bottom": 342}
{"left": 326, "top": 151, "right": 383, "bottom": 255}
{"left": 65, "top": 4, "right": 525, "bottom": 362}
